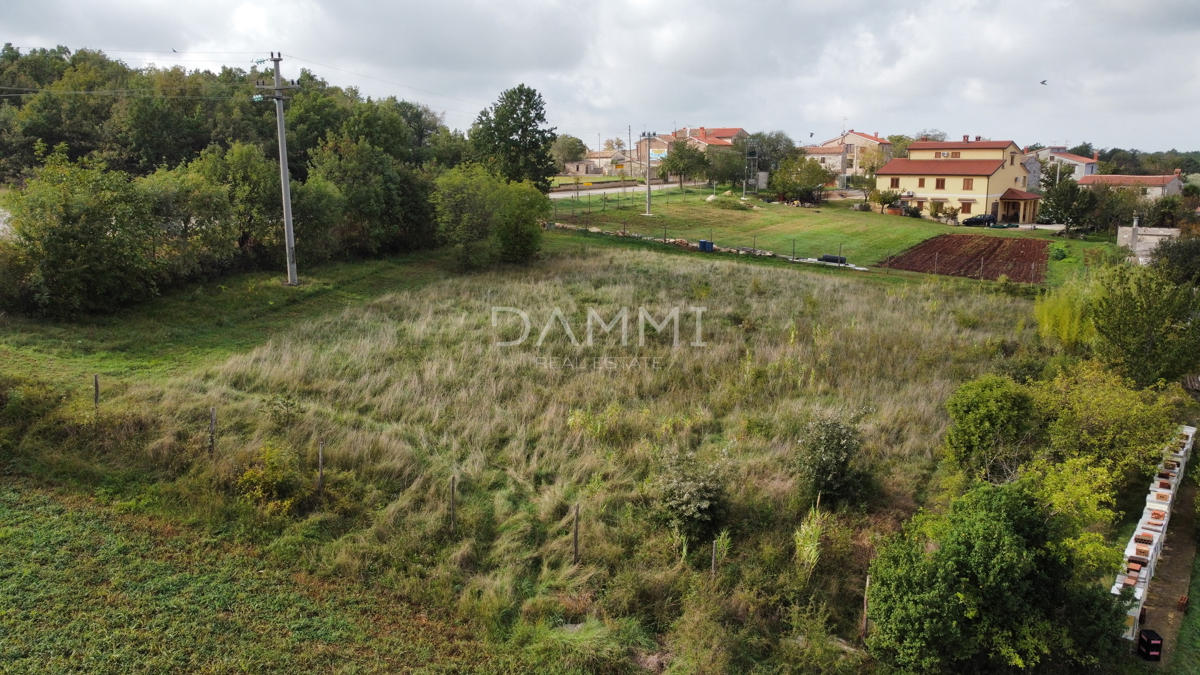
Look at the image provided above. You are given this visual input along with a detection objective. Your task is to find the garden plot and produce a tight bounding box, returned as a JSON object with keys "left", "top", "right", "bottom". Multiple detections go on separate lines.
{"left": 881, "top": 234, "right": 1050, "bottom": 283}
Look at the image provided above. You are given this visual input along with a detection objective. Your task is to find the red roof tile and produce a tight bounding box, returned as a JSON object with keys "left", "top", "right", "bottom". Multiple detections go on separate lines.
{"left": 1000, "top": 188, "right": 1041, "bottom": 200}
{"left": 690, "top": 136, "right": 733, "bottom": 146}
{"left": 909, "top": 140, "right": 1017, "bottom": 150}
{"left": 1050, "top": 152, "right": 1097, "bottom": 164}
{"left": 846, "top": 130, "right": 891, "bottom": 144}
{"left": 1079, "top": 174, "right": 1179, "bottom": 187}
{"left": 876, "top": 158, "right": 1006, "bottom": 176}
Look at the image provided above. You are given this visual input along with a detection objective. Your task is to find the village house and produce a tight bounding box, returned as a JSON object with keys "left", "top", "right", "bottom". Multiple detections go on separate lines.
{"left": 801, "top": 144, "right": 850, "bottom": 174}
{"left": 584, "top": 150, "right": 630, "bottom": 176}
{"left": 1030, "top": 145, "right": 1099, "bottom": 183}
{"left": 875, "top": 135, "right": 1040, "bottom": 223}
{"left": 820, "top": 129, "right": 892, "bottom": 175}
{"left": 1079, "top": 170, "right": 1185, "bottom": 199}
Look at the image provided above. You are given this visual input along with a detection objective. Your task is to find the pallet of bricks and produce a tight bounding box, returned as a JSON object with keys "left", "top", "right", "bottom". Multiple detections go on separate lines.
{"left": 1111, "top": 425, "right": 1197, "bottom": 652}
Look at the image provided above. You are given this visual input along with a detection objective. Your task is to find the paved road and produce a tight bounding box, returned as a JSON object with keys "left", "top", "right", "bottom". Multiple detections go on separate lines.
{"left": 549, "top": 182, "right": 705, "bottom": 200}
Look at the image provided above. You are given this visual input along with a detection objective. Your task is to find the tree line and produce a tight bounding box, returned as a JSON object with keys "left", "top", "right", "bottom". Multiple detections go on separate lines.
{"left": 0, "top": 45, "right": 558, "bottom": 315}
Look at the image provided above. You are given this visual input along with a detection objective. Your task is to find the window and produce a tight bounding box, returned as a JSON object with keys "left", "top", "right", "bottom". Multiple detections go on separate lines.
{"left": 962, "top": 178, "right": 974, "bottom": 190}
{"left": 819, "top": 157, "right": 826, "bottom": 163}
{"left": 1022, "top": 176, "right": 1026, "bottom": 186}
{"left": 1010, "top": 153, "right": 1015, "bottom": 166}
{"left": 918, "top": 178, "right": 926, "bottom": 188}
{"left": 935, "top": 178, "right": 946, "bottom": 190}
{"left": 890, "top": 177, "right": 900, "bottom": 189}
{"left": 961, "top": 202, "right": 972, "bottom": 214}
{"left": 951, "top": 151, "right": 961, "bottom": 158}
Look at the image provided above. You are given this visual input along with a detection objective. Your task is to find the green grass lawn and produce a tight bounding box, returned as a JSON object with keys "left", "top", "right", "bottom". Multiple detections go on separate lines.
{"left": 0, "top": 476, "right": 526, "bottom": 674}
{"left": 550, "top": 188, "right": 1118, "bottom": 285}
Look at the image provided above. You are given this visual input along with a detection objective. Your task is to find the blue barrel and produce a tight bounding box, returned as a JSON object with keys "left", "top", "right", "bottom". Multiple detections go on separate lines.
{"left": 699, "top": 240, "right": 709, "bottom": 252}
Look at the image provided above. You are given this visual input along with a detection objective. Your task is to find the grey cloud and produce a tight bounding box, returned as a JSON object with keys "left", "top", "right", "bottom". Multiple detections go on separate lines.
{"left": 2, "top": 0, "right": 1199, "bottom": 148}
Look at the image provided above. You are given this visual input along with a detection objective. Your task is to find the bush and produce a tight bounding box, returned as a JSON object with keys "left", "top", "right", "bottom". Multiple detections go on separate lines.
{"left": 1049, "top": 243, "right": 1069, "bottom": 261}
{"left": 4, "top": 147, "right": 160, "bottom": 315}
{"left": 1092, "top": 264, "right": 1200, "bottom": 386}
{"left": 795, "top": 416, "right": 864, "bottom": 504}
{"left": 653, "top": 449, "right": 726, "bottom": 540}
{"left": 1152, "top": 234, "right": 1200, "bottom": 285}
{"left": 943, "top": 375, "right": 1035, "bottom": 481}
{"left": 496, "top": 180, "right": 550, "bottom": 264}
{"left": 237, "top": 443, "right": 313, "bottom": 517}
{"left": 711, "top": 195, "right": 749, "bottom": 210}
{"left": 902, "top": 205, "right": 923, "bottom": 218}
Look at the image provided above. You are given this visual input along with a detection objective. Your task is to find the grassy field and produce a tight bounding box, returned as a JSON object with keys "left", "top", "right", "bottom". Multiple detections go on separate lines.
{"left": 0, "top": 232, "right": 1057, "bottom": 671}
{"left": 550, "top": 188, "right": 1119, "bottom": 286}
{"left": 0, "top": 476, "right": 528, "bottom": 674}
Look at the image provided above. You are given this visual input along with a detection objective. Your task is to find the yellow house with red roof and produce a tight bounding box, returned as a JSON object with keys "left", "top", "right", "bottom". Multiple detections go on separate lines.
{"left": 875, "top": 136, "right": 1040, "bottom": 223}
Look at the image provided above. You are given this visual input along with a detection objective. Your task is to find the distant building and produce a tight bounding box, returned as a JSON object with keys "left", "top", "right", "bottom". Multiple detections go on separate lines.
{"left": 801, "top": 144, "right": 850, "bottom": 174}
{"left": 1031, "top": 146, "right": 1099, "bottom": 182}
{"left": 820, "top": 130, "right": 892, "bottom": 175}
{"left": 875, "top": 136, "right": 1039, "bottom": 223}
{"left": 1117, "top": 224, "right": 1180, "bottom": 265}
{"left": 1079, "top": 171, "right": 1185, "bottom": 199}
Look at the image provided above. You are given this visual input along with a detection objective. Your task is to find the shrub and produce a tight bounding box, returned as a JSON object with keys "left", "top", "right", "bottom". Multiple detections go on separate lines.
{"left": 1034, "top": 275, "right": 1096, "bottom": 353}
{"left": 496, "top": 179, "right": 550, "bottom": 264}
{"left": 944, "top": 375, "right": 1035, "bottom": 481}
{"left": 1049, "top": 243, "right": 1069, "bottom": 261}
{"left": 1152, "top": 234, "right": 1200, "bottom": 284}
{"left": 902, "top": 205, "right": 923, "bottom": 218}
{"left": 237, "top": 443, "right": 313, "bottom": 517}
{"left": 653, "top": 449, "right": 726, "bottom": 540}
{"left": 795, "top": 416, "right": 864, "bottom": 504}
{"left": 1092, "top": 264, "right": 1200, "bottom": 386}
{"left": 711, "top": 195, "right": 749, "bottom": 210}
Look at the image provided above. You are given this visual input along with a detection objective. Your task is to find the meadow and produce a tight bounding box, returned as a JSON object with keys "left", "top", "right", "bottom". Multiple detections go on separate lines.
{"left": 550, "top": 188, "right": 1119, "bottom": 286}
{"left": 0, "top": 232, "right": 1060, "bottom": 672}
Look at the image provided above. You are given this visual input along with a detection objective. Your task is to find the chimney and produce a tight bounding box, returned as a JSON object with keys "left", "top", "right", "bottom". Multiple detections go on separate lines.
{"left": 975, "top": 135, "right": 981, "bottom": 141}
{"left": 1094, "top": 151, "right": 1099, "bottom": 160}
{"left": 963, "top": 134, "right": 969, "bottom": 142}
{"left": 873, "top": 131, "right": 878, "bottom": 138}
{"left": 921, "top": 135, "right": 928, "bottom": 141}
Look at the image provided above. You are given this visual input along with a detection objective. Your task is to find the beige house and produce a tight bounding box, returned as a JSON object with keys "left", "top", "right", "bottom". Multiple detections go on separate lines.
{"left": 875, "top": 138, "right": 1040, "bottom": 223}
{"left": 1079, "top": 171, "right": 1185, "bottom": 199}
{"left": 802, "top": 144, "right": 849, "bottom": 174}
{"left": 820, "top": 129, "right": 892, "bottom": 175}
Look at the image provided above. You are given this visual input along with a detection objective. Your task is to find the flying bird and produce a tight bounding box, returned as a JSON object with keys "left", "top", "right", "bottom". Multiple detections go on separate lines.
{"left": 1039, "top": 80, "right": 1047, "bottom": 85}
{"left": 809, "top": 132, "right": 814, "bottom": 137}
{"left": 172, "top": 48, "right": 178, "bottom": 53}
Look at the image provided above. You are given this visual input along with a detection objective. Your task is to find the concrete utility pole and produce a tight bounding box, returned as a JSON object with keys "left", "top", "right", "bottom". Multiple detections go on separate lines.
{"left": 256, "top": 53, "right": 300, "bottom": 285}
{"left": 641, "top": 130, "right": 656, "bottom": 216}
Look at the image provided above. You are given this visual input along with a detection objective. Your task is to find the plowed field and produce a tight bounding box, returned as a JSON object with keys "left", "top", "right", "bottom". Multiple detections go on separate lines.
{"left": 881, "top": 234, "right": 1049, "bottom": 282}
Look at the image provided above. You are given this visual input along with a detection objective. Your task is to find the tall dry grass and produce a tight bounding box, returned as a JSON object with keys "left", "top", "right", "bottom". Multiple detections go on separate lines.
{"left": 34, "top": 245, "right": 1036, "bottom": 668}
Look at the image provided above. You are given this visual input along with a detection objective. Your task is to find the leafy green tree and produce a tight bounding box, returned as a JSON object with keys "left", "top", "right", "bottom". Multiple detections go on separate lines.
{"left": 847, "top": 174, "right": 873, "bottom": 202}
{"left": 887, "top": 134, "right": 914, "bottom": 158}
{"left": 770, "top": 156, "right": 833, "bottom": 203}
{"left": 735, "top": 130, "right": 796, "bottom": 171}
{"left": 870, "top": 189, "right": 900, "bottom": 213}
{"left": 309, "top": 134, "right": 433, "bottom": 256}
{"left": 432, "top": 164, "right": 502, "bottom": 269}
{"left": 494, "top": 180, "right": 550, "bottom": 264}
{"left": 1091, "top": 265, "right": 1200, "bottom": 386}
{"left": 470, "top": 84, "right": 557, "bottom": 192}
{"left": 188, "top": 142, "right": 281, "bottom": 258}
{"left": 284, "top": 84, "right": 351, "bottom": 180}
{"left": 653, "top": 449, "right": 725, "bottom": 541}
{"left": 1152, "top": 234, "right": 1200, "bottom": 285}
{"left": 914, "top": 128, "right": 947, "bottom": 142}
{"left": 659, "top": 139, "right": 709, "bottom": 189}
{"left": 868, "top": 481, "right": 1127, "bottom": 674}
{"left": 1039, "top": 178, "right": 1097, "bottom": 231}
{"left": 340, "top": 98, "right": 417, "bottom": 164}
{"left": 138, "top": 164, "right": 236, "bottom": 280}
{"left": 944, "top": 375, "right": 1036, "bottom": 481}
{"left": 288, "top": 175, "right": 344, "bottom": 266}
{"left": 427, "top": 127, "right": 471, "bottom": 169}
{"left": 1031, "top": 360, "right": 1183, "bottom": 475}
{"left": 705, "top": 147, "right": 743, "bottom": 187}
{"left": 3, "top": 146, "right": 158, "bottom": 315}
{"left": 550, "top": 134, "right": 587, "bottom": 170}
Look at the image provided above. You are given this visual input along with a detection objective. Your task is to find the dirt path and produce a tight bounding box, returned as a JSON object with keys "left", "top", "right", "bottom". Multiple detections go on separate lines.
{"left": 1142, "top": 480, "right": 1197, "bottom": 667}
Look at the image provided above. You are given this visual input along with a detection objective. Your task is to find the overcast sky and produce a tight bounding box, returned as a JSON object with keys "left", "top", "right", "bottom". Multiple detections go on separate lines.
{"left": 5, "top": 0, "right": 1199, "bottom": 151}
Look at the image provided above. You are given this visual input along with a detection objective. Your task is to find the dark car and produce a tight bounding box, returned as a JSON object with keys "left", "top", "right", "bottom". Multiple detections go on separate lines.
{"left": 961, "top": 214, "right": 996, "bottom": 227}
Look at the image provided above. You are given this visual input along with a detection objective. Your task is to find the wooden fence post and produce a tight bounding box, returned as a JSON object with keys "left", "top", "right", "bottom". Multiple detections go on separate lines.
{"left": 861, "top": 574, "right": 871, "bottom": 640}
{"left": 93, "top": 374, "right": 99, "bottom": 409}
{"left": 711, "top": 539, "right": 717, "bottom": 578}
{"left": 209, "top": 407, "right": 216, "bottom": 456}
{"left": 317, "top": 441, "right": 324, "bottom": 493}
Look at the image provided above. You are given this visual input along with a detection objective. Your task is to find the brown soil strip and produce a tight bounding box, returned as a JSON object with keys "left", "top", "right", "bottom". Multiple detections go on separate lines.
{"left": 880, "top": 234, "right": 1050, "bottom": 283}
